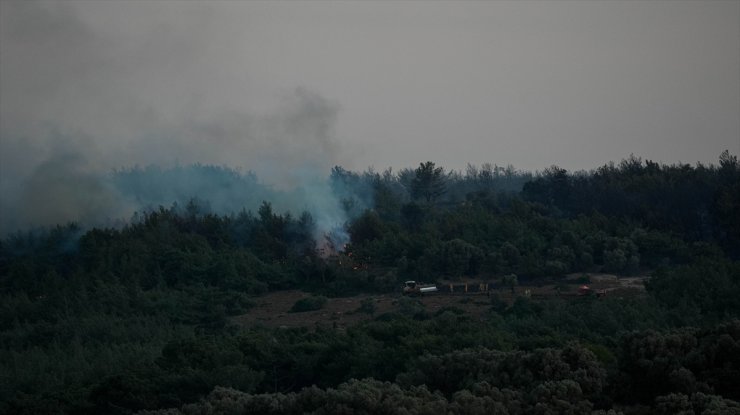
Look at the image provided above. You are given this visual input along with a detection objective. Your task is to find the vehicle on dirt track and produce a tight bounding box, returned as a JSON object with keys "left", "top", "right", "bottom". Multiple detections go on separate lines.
{"left": 402, "top": 281, "right": 438, "bottom": 296}
{"left": 402, "top": 280, "right": 492, "bottom": 296}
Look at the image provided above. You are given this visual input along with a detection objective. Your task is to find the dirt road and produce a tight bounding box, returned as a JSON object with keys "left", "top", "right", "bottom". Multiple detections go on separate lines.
{"left": 232, "top": 273, "right": 647, "bottom": 330}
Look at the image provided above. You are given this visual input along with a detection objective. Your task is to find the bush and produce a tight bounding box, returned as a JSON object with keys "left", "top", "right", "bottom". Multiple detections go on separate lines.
{"left": 356, "top": 297, "right": 377, "bottom": 315}
{"left": 575, "top": 274, "right": 591, "bottom": 284}
{"left": 396, "top": 296, "right": 427, "bottom": 319}
{"left": 489, "top": 293, "right": 508, "bottom": 313}
{"left": 290, "top": 296, "right": 328, "bottom": 313}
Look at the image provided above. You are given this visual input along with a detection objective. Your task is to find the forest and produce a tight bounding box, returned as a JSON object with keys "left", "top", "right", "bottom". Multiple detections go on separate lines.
{"left": 1, "top": 152, "right": 739, "bottom": 414}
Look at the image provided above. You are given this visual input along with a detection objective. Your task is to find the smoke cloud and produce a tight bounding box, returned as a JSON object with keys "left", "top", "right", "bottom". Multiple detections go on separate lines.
{"left": 3, "top": 1, "right": 737, "bottom": 233}
{"left": 0, "top": 1, "right": 355, "bottom": 237}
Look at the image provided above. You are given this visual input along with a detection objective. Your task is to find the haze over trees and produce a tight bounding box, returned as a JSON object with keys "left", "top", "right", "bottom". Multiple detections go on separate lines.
{"left": 0, "top": 154, "right": 739, "bottom": 414}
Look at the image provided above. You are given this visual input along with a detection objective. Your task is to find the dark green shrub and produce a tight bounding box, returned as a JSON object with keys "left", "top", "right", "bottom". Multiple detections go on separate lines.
{"left": 575, "top": 274, "right": 591, "bottom": 284}
{"left": 356, "top": 297, "right": 377, "bottom": 315}
{"left": 290, "top": 296, "right": 328, "bottom": 313}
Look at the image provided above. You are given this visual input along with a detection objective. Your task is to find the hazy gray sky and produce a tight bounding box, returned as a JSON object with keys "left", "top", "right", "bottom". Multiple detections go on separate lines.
{"left": 1, "top": 0, "right": 739, "bottom": 181}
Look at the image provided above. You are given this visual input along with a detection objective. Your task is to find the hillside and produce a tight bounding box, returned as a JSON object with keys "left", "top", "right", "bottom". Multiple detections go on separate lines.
{"left": 1, "top": 156, "right": 739, "bottom": 414}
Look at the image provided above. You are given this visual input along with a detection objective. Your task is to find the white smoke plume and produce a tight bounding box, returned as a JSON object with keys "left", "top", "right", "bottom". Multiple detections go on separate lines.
{"left": 0, "top": 1, "right": 358, "bottom": 239}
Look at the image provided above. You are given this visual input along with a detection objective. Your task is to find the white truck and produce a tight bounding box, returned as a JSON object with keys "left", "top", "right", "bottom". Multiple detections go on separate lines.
{"left": 402, "top": 280, "right": 438, "bottom": 296}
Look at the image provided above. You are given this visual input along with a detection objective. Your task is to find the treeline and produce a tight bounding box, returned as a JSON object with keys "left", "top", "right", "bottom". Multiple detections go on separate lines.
{"left": 522, "top": 152, "right": 740, "bottom": 252}
{"left": 0, "top": 153, "right": 739, "bottom": 414}
{"left": 341, "top": 153, "right": 740, "bottom": 282}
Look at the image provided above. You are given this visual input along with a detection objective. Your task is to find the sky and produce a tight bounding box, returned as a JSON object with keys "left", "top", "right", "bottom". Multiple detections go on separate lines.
{"left": 1, "top": 0, "right": 739, "bottom": 230}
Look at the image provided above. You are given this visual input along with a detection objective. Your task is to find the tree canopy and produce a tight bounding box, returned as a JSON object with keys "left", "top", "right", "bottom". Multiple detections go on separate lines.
{"left": 1, "top": 153, "right": 739, "bottom": 414}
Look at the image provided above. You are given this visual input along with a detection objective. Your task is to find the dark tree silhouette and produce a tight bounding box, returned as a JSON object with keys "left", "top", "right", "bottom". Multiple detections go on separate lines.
{"left": 411, "top": 161, "right": 447, "bottom": 203}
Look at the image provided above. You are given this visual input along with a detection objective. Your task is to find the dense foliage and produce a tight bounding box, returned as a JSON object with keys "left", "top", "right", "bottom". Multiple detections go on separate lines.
{"left": 1, "top": 154, "right": 738, "bottom": 414}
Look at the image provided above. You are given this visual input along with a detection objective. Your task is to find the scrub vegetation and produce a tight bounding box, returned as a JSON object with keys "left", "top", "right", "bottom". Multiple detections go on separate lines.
{"left": 1, "top": 153, "right": 739, "bottom": 414}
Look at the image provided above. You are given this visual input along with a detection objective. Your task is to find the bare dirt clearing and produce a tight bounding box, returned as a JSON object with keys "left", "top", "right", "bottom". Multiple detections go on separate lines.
{"left": 233, "top": 273, "right": 648, "bottom": 330}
